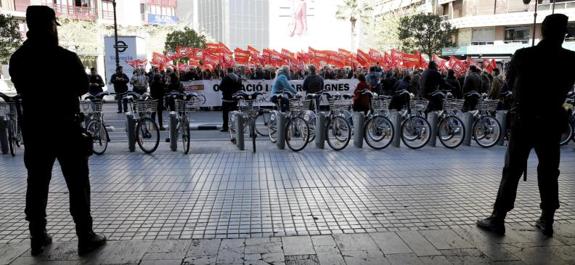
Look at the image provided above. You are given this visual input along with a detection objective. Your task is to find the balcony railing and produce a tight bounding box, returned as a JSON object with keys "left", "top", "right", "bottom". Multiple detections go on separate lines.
{"left": 46, "top": 3, "right": 97, "bottom": 21}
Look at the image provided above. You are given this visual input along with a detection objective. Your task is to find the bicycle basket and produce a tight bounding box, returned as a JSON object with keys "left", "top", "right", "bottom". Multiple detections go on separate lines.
{"left": 289, "top": 97, "right": 309, "bottom": 112}
{"left": 135, "top": 99, "right": 158, "bottom": 113}
{"left": 477, "top": 99, "right": 499, "bottom": 112}
{"left": 371, "top": 97, "right": 391, "bottom": 112}
{"left": 0, "top": 102, "right": 16, "bottom": 117}
{"left": 239, "top": 99, "right": 260, "bottom": 116}
{"left": 444, "top": 99, "right": 465, "bottom": 112}
{"left": 80, "top": 101, "right": 103, "bottom": 114}
{"left": 328, "top": 97, "right": 352, "bottom": 111}
{"left": 409, "top": 99, "right": 429, "bottom": 112}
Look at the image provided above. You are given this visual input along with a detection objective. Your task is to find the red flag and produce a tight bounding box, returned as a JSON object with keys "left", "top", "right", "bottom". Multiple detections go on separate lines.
{"left": 356, "top": 49, "right": 370, "bottom": 67}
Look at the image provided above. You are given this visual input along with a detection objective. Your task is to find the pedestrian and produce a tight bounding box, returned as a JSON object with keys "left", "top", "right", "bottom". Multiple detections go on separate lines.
{"left": 88, "top": 67, "right": 104, "bottom": 96}
{"left": 9, "top": 5, "right": 106, "bottom": 256}
{"left": 271, "top": 66, "right": 297, "bottom": 112}
{"left": 477, "top": 14, "right": 575, "bottom": 237}
{"left": 420, "top": 61, "right": 448, "bottom": 113}
{"left": 445, "top": 69, "right": 462, "bottom": 99}
{"left": 110, "top": 66, "right": 129, "bottom": 113}
{"left": 352, "top": 73, "right": 371, "bottom": 114}
{"left": 488, "top": 68, "right": 504, "bottom": 100}
{"left": 219, "top": 67, "right": 242, "bottom": 132}
{"left": 149, "top": 67, "right": 165, "bottom": 130}
{"left": 130, "top": 68, "right": 148, "bottom": 95}
{"left": 302, "top": 65, "right": 324, "bottom": 111}
{"left": 462, "top": 65, "right": 482, "bottom": 111}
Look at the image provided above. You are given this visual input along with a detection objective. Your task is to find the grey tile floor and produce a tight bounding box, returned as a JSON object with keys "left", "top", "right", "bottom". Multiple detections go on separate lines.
{"left": 0, "top": 141, "right": 574, "bottom": 264}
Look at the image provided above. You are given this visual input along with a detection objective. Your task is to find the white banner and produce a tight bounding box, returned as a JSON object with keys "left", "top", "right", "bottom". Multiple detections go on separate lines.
{"left": 181, "top": 79, "right": 359, "bottom": 107}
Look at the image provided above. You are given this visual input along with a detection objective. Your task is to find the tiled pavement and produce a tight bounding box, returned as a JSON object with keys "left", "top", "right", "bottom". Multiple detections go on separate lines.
{"left": 0, "top": 140, "right": 575, "bottom": 264}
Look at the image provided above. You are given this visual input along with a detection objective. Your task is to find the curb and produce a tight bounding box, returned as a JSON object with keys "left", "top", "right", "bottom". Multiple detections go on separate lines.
{"left": 190, "top": 124, "right": 221, "bottom": 131}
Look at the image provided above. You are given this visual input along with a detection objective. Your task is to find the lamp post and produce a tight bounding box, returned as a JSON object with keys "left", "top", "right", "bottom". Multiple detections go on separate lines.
{"left": 532, "top": 0, "right": 538, "bottom": 46}
{"left": 112, "top": 0, "right": 119, "bottom": 68}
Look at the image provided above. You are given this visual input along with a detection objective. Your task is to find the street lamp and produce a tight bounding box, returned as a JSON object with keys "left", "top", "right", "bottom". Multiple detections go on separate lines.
{"left": 112, "top": 0, "right": 119, "bottom": 68}
{"left": 523, "top": 0, "right": 542, "bottom": 46}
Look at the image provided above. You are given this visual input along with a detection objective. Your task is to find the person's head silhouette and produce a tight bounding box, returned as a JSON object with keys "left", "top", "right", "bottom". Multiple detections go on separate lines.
{"left": 25, "top": 6, "right": 60, "bottom": 46}
{"left": 541, "top": 14, "right": 569, "bottom": 45}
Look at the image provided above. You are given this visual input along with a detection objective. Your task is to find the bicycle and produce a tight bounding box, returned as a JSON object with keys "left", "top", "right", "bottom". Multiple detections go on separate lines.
{"left": 80, "top": 92, "right": 110, "bottom": 155}
{"left": 166, "top": 91, "right": 203, "bottom": 154}
{"left": 470, "top": 95, "right": 502, "bottom": 148}
{"left": 362, "top": 91, "right": 395, "bottom": 150}
{"left": 0, "top": 93, "right": 22, "bottom": 156}
{"left": 560, "top": 91, "right": 574, "bottom": 145}
{"left": 229, "top": 91, "right": 264, "bottom": 153}
{"left": 434, "top": 91, "right": 466, "bottom": 149}
{"left": 267, "top": 93, "right": 310, "bottom": 152}
{"left": 400, "top": 95, "right": 432, "bottom": 149}
{"left": 323, "top": 92, "right": 353, "bottom": 151}
{"left": 123, "top": 92, "right": 160, "bottom": 154}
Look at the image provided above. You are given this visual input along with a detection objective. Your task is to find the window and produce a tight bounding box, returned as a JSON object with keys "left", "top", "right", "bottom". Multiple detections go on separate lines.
{"left": 75, "top": 0, "right": 90, "bottom": 7}
{"left": 567, "top": 22, "right": 575, "bottom": 41}
{"left": 471, "top": 27, "right": 495, "bottom": 45}
{"left": 504, "top": 26, "right": 530, "bottom": 44}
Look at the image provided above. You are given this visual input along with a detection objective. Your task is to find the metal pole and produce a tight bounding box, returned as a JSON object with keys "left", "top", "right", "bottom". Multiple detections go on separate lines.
{"left": 552, "top": 0, "right": 556, "bottom": 14}
{"left": 532, "top": 1, "right": 538, "bottom": 47}
{"left": 113, "top": 0, "right": 120, "bottom": 68}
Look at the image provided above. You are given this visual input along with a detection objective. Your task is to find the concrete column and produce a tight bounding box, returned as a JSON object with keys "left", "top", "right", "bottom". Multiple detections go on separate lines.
{"left": 390, "top": 111, "right": 403, "bottom": 148}
{"left": 352, "top": 112, "right": 365, "bottom": 148}
{"left": 496, "top": 111, "right": 508, "bottom": 146}
{"left": 457, "top": 112, "right": 474, "bottom": 146}
{"left": 427, "top": 112, "right": 439, "bottom": 147}
{"left": 276, "top": 113, "right": 286, "bottom": 150}
{"left": 315, "top": 112, "right": 326, "bottom": 149}
{"left": 169, "top": 111, "right": 178, "bottom": 152}
{"left": 126, "top": 113, "right": 136, "bottom": 152}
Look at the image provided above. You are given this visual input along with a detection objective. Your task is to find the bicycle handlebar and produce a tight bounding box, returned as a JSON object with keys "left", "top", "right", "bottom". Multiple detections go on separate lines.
{"left": 0, "top": 92, "right": 21, "bottom": 102}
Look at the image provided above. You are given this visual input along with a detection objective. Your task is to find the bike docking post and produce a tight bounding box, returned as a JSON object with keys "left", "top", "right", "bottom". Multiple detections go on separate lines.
{"left": 169, "top": 111, "right": 178, "bottom": 152}
{"left": 276, "top": 112, "right": 286, "bottom": 150}
{"left": 389, "top": 110, "right": 403, "bottom": 148}
{"left": 353, "top": 112, "right": 365, "bottom": 148}
{"left": 427, "top": 111, "right": 439, "bottom": 147}
{"left": 458, "top": 111, "right": 474, "bottom": 146}
{"left": 235, "top": 113, "right": 245, "bottom": 151}
{"left": 315, "top": 112, "right": 326, "bottom": 149}
{"left": 496, "top": 110, "right": 508, "bottom": 146}
{"left": 0, "top": 117, "right": 7, "bottom": 154}
{"left": 126, "top": 112, "right": 136, "bottom": 152}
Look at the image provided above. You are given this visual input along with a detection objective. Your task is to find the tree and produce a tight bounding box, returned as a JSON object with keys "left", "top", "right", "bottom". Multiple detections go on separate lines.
{"left": 164, "top": 27, "right": 207, "bottom": 53}
{"left": 398, "top": 13, "right": 456, "bottom": 58}
{"left": 0, "top": 14, "right": 23, "bottom": 64}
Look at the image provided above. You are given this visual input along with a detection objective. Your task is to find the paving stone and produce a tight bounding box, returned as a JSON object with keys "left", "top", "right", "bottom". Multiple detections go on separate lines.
{"left": 8, "top": 257, "right": 79, "bottom": 265}
{"left": 451, "top": 226, "right": 521, "bottom": 261}
{"left": 396, "top": 231, "right": 441, "bottom": 256}
{"left": 142, "top": 240, "right": 191, "bottom": 260}
{"left": 341, "top": 250, "right": 390, "bottom": 265}
{"left": 440, "top": 248, "right": 492, "bottom": 265}
{"left": 316, "top": 251, "right": 345, "bottom": 265}
{"left": 245, "top": 237, "right": 283, "bottom": 254}
{"left": 370, "top": 232, "right": 412, "bottom": 254}
{"left": 16, "top": 241, "right": 80, "bottom": 262}
{"left": 282, "top": 236, "right": 315, "bottom": 256}
{"left": 0, "top": 241, "right": 29, "bottom": 264}
{"left": 386, "top": 253, "right": 424, "bottom": 265}
{"left": 333, "top": 233, "right": 379, "bottom": 252}
{"left": 419, "top": 229, "right": 474, "bottom": 250}
{"left": 417, "top": 255, "right": 452, "bottom": 265}
{"left": 139, "top": 259, "right": 182, "bottom": 265}
{"left": 285, "top": 254, "right": 320, "bottom": 265}
{"left": 183, "top": 239, "right": 220, "bottom": 265}
{"left": 503, "top": 245, "right": 574, "bottom": 265}
{"left": 215, "top": 239, "right": 245, "bottom": 265}
{"left": 80, "top": 240, "right": 152, "bottom": 265}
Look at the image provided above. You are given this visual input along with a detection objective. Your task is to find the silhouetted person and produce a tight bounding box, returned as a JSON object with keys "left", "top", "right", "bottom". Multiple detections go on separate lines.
{"left": 477, "top": 14, "right": 575, "bottom": 237}
{"left": 462, "top": 65, "right": 482, "bottom": 111}
{"left": 88, "top": 68, "right": 104, "bottom": 96}
{"left": 220, "top": 67, "right": 242, "bottom": 132}
{"left": 445, "top": 69, "right": 462, "bottom": 99}
{"left": 302, "top": 65, "right": 324, "bottom": 111}
{"left": 421, "top": 61, "right": 448, "bottom": 112}
{"left": 9, "top": 6, "right": 106, "bottom": 256}
{"left": 149, "top": 67, "right": 165, "bottom": 130}
{"left": 110, "top": 66, "right": 129, "bottom": 113}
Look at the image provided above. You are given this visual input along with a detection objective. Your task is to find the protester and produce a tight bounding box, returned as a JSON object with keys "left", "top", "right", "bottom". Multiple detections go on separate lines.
{"left": 488, "top": 68, "right": 504, "bottom": 100}
{"left": 149, "top": 67, "right": 165, "bottom": 130}
{"left": 88, "top": 67, "right": 104, "bottom": 96}
{"left": 219, "top": 67, "right": 242, "bottom": 132}
{"left": 9, "top": 5, "right": 106, "bottom": 256}
{"left": 271, "top": 66, "right": 297, "bottom": 112}
{"left": 352, "top": 73, "right": 371, "bottom": 114}
{"left": 445, "top": 69, "right": 462, "bottom": 99}
{"left": 462, "top": 65, "right": 482, "bottom": 111}
{"left": 130, "top": 68, "right": 149, "bottom": 95}
{"left": 421, "top": 62, "right": 448, "bottom": 113}
{"left": 110, "top": 66, "right": 129, "bottom": 113}
{"left": 302, "top": 65, "right": 324, "bottom": 111}
{"left": 477, "top": 14, "right": 575, "bottom": 237}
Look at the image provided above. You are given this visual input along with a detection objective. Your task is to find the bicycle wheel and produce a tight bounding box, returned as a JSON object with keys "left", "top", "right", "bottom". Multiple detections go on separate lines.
{"left": 473, "top": 116, "right": 501, "bottom": 148}
{"left": 326, "top": 116, "right": 351, "bottom": 151}
{"left": 136, "top": 117, "right": 160, "bottom": 154}
{"left": 285, "top": 116, "right": 309, "bottom": 152}
{"left": 303, "top": 110, "right": 316, "bottom": 143}
{"left": 560, "top": 122, "right": 573, "bottom": 146}
{"left": 401, "top": 116, "right": 431, "bottom": 149}
{"left": 268, "top": 111, "right": 278, "bottom": 143}
{"left": 87, "top": 120, "right": 109, "bottom": 155}
{"left": 181, "top": 116, "right": 191, "bottom": 154}
{"left": 438, "top": 115, "right": 465, "bottom": 149}
{"left": 364, "top": 115, "right": 394, "bottom": 150}
{"left": 255, "top": 111, "right": 271, "bottom": 137}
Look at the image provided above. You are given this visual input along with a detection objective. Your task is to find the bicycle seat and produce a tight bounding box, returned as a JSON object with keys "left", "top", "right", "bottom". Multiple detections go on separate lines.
{"left": 465, "top": 91, "right": 481, "bottom": 99}
{"left": 306, "top": 93, "right": 322, "bottom": 100}
{"left": 395, "top": 89, "right": 410, "bottom": 97}
{"left": 234, "top": 91, "right": 262, "bottom": 100}
{"left": 342, "top": 94, "right": 353, "bottom": 100}
{"left": 361, "top": 90, "right": 376, "bottom": 98}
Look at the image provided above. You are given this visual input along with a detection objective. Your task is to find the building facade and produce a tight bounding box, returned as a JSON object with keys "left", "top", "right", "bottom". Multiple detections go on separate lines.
{"left": 438, "top": 0, "right": 575, "bottom": 58}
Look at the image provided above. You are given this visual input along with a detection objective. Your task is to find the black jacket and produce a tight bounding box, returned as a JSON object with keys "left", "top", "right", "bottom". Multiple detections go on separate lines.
{"left": 303, "top": 74, "right": 324, "bottom": 94}
{"left": 111, "top": 73, "right": 129, "bottom": 93}
{"left": 9, "top": 39, "right": 88, "bottom": 141}
{"left": 420, "top": 69, "right": 446, "bottom": 98}
{"left": 88, "top": 74, "right": 105, "bottom": 95}
{"left": 220, "top": 73, "right": 242, "bottom": 101}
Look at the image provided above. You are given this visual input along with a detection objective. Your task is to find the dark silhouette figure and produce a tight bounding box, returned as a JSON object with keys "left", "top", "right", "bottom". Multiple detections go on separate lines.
{"left": 110, "top": 66, "right": 129, "bottom": 113}
{"left": 477, "top": 14, "right": 575, "bottom": 237}
{"left": 9, "top": 6, "right": 106, "bottom": 256}
{"left": 220, "top": 68, "right": 242, "bottom": 132}
{"left": 421, "top": 61, "right": 448, "bottom": 113}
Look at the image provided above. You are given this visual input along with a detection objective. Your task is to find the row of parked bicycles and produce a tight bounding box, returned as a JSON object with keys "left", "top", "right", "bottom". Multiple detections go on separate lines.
{"left": 227, "top": 89, "right": 575, "bottom": 153}
{"left": 78, "top": 91, "right": 205, "bottom": 155}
